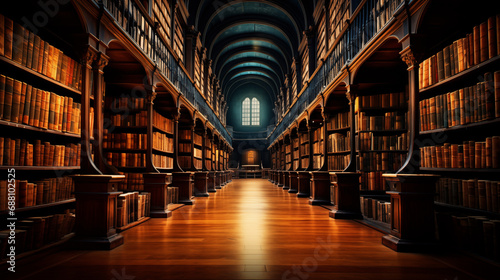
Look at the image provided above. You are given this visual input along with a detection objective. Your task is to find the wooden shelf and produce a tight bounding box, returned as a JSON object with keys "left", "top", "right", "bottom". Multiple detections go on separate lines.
{"left": 357, "top": 150, "right": 407, "bottom": 153}
{"left": 356, "top": 129, "right": 407, "bottom": 135}
{"left": 109, "top": 126, "right": 147, "bottom": 132}
{"left": 356, "top": 107, "right": 407, "bottom": 114}
{"left": 153, "top": 124, "right": 174, "bottom": 135}
{"left": 0, "top": 233, "right": 75, "bottom": 266}
{"left": 434, "top": 202, "right": 500, "bottom": 218}
{"left": 105, "top": 109, "right": 147, "bottom": 115}
{"left": 0, "top": 199, "right": 75, "bottom": 215}
{"left": 104, "top": 148, "right": 146, "bottom": 153}
{"left": 420, "top": 118, "right": 500, "bottom": 135}
{"left": 116, "top": 166, "right": 146, "bottom": 172}
{"left": 0, "top": 56, "right": 81, "bottom": 96}
{"left": 420, "top": 167, "right": 500, "bottom": 173}
{"left": 152, "top": 148, "right": 174, "bottom": 155}
{"left": 328, "top": 150, "right": 351, "bottom": 155}
{"left": 419, "top": 55, "right": 500, "bottom": 97}
{"left": 327, "top": 127, "right": 350, "bottom": 133}
{"left": 116, "top": 217, "right": 151, "bottom": 232}
{"left": 0, "top": 166, "right": 80, "bottom": 171}
{"left": 0, "top": 120, "right": 81, "bottom": 138}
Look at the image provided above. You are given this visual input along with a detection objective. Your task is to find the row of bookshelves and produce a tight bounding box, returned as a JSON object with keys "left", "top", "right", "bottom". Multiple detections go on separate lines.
{"left": 435, "top": 178, "right": 500, "bottom": 213}
{"left": 103, "top": 132, "right": 146, "bottom": 150}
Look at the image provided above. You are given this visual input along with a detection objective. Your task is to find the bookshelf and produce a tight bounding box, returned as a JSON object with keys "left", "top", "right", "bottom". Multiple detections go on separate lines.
{"left": 312, "top": 126, "right": 324, "bottom": 170}
{"left": 0, "top": 8, "right": 87, "bottom": 260}
{"left": 151, "top": 110, "right": 174, "bottom": 170}
{"left": 416, "top": 9, "right": 500, "bottom": 259}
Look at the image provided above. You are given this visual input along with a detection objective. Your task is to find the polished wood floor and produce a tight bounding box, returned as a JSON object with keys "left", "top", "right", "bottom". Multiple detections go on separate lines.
{"left": 5, "top": 178, "right": 500, "bottom": 279}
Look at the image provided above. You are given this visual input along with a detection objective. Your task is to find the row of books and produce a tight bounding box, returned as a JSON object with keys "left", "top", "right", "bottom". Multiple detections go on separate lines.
{"left": 300, "top": 144, "right": 310, "bottom": 156}
{"left": 419, "top": 14, "right": 500, "bottom": 89}
{"left": 0, "top": 177, "right": 74, "bottom": 211}
{"left": 0, "top": 210, "right": 75, "bottom": 257}
{"left": 194, "top": 133, "right": 203, "bottom": 146}
{"left": 299, "top": 133, "right": 309, "bottom": 143}
{"left": 356, "top": 111, "right": 407, "bottom": 131}
{"left": 108, "top": 111, "right": 147, "bottom": 127}
{"left": 106, "top": 152, "right": 146, "bottom": 168}
{"left": 119, "top": 173, "right": 144, "bottom": 191}
{"left": 327, "top": 132, "right": 351, "bottom": 153}
{"left": 105, "top": 96, "right": 146, "bottom": 111}
{"left": 301, "top": 158, "right": 310, "bottom": 169}
{"left": 178, "top": 156, "right": 191, "bottom": 170}
{"left": 168, "top": 186, "right": 179, "bottom": 204}
{"left": 420, "top": 137, "right": 500, "bottom": 169}
{"left": 194, "top": 158, "right": 202, "bottom": 170}
{"left": 312, "top": 140, "right": 324, "bottom": 154}
{"left": 328, "top": 154, "right": 350, "bottom": 171}
{"left": 357, "top": 153, "right": 406, "bottom": 172}
{"left": 178, "top": 129, "right": 192, "bottom": 140}
{"left": 194, "top": 147, "right": 202, "bottom": 159}
{"left": 420, "top": 72, "right": 499, "bottom": 131}
{"left": 153, "top": 132, "right": 174, "bottom": 153}
{"left": 0, "top": 15, "right": 82, "bottom": 90}
{"left": 179, "top": 143, "right": 192, "bottom": 153}
{"left": 435, "top": 178, "right": 500, "bottom": 212}
{"left": 103, "top": 132, "right": 146, "bottom": 150}
{"left": 360, "top": 197, "right": 391, "bottom": 224}
{"left": 0, "top": 138, "right": 81, "bottom": 167}
{"left": 312, "top": 154, "right": 324, "bottom": 169}
{"left": 0, "top": 75, "right": 82, "bottom": 134}
{"left": 326, "top": 111, "right": 349, "bottom": 131}
{"left": 285, "top": 145, "right": 291, "bottom": 154}
{"left": 153, "top": 111, "right": 174, "bottom": 134}
{"left": 356, "top": 132, "right": 408, "bottom": 151}
{"left": 354, "top": 91, "right": 408, "bottom": 111}
{"left": 437, "top": 214, "right": 500, "bottom": 260}
{"left": 359, "top": 171, "right": 388, "bottom": 191}
{"left": 117, "top": 192, "right": 150, "bottom": 228}
{"left": 153, "top": 154, "right": 173, "bottom": 169}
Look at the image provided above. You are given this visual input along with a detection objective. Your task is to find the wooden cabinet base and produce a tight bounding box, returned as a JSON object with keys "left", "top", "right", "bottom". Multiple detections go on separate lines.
{"left": 329, "top": 172, "right": 362, "bottom": 219}
{"left": 277, "top": 171, "right": 284, "bottom": 187}
{"left": 207, "top": 172, "right": 216, "bottom": 192}
{"left": 172, "top": 172, "right": 195, "bottom": 205}
{"left": 194, "top": 171, "right": 210, "bottom": 197}
{"left": 309, "top": 171, "right": 331, "bottom": 205}
{"left": 282, "top": 171, "right": 290, "bottom": 190}
{"left": 288, "top": 172, "right": 299, "bottom": 193}
{"left": 215, "top": 171, "right": 222, "bottom": 189}
{"left": 297, "top": 171, "right": 311, "bottom": 198}
{"left": 72, "top": 175, "right": 125, "bottom": 250}
{"left": 143, "top": 173, "right": 173, "bottom": 218}
{"left": 269, "top": 171, "right": 275, "bottom": 184}
{"left": 382, "top": 174, "right": 440, "bottom": 252}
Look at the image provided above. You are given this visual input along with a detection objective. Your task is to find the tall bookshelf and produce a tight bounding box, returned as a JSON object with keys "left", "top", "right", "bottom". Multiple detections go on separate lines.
{"left": 285, "top": 137, "right": 292, "bottom": 171}
{"left": 299, "top": 128, "right": 310, "bottom": 170}
{"left": 152, "top": 110, "right": 174, "bottom": 170}
{"left": 0, "top": 10, "right": 85, "bottom": 261}
{"left": 326, "top": 111, "right": 350, "bottom": 171}
{"left": 292, "top": 130, "right": 300, "bottom": 171}
{"left": 417, "top": 7, "right": 500, "bottom": 259}
{"left": 193, "top": 127, "right": 203, "bottom": 170}
{"left": 178, "top": 124, "right": 193, "bottom": 171}
{"left": 312, "top": 125, "right": 324, "bottom": 169}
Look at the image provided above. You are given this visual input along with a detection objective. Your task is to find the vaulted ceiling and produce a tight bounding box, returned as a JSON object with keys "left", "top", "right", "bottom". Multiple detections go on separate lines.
{"left": 187, "top": 0, "right": 314, "bottom": 107}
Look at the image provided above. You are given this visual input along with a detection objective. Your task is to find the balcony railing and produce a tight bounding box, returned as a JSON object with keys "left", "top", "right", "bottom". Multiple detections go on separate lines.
{"left": 100, "top": 0, "right": 232, "bottom": 144}
{"left": 268, "top": 0, "right": 406, "bottom": 144}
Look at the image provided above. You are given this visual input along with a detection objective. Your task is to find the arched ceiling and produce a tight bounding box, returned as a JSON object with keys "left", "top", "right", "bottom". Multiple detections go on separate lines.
{"left": 188, "top": 0, "right": 313, "bottom": 105}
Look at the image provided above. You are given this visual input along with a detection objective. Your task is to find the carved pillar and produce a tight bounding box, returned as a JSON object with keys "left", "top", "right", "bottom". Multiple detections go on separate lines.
{"left": 145, "top": 84, "right": 158, "bottom": 173}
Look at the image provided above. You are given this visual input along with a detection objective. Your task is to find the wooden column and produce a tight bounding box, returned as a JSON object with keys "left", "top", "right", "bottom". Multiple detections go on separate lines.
{"left": 288, "top": 171, "right": 299, "bottom": 194}
{"left": 382, "top": 174, "right": 439, "bottom": 252}
{"left": 297, "top": 171, "right": 311, "bottom": 198}
{"left": 172, "top": 171, "right": 195, "bottom": 205}
{"left": 329, "top": 172, "right": 362, "bottom": 219}
{"left": 143, "top": 173, "right": 173, "bottom": 218}
{"left": 309, "top": 111, "right": 331, "bottom": 205}
{"left": 195, "top": 127, "right": 209, "bottom": 197}
{"left": 72, "top": 175, "right": 125, "bottom": 250}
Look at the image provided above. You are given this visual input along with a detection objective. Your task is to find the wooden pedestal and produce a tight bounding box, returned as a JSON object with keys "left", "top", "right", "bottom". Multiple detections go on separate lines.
{"left": 72, "top": 175, "right": 125, "bottom": 250}
{"left": 282, "top": 171, "right": 290, "bottom": 190}
{"left": 382, "top": 174, "right": 440, "bottom": 252}
{"left": 207, "top": 172, "right": 216, "bottom": 193}
{"left": 309, "top": 171, "right": 331, "bottom": 205}
{"left": 194, "top": 171, "right": 209, "bottom": 197}
{"left": 215, "top": 171, "right": 223, "bottom": 189}
{"left": 269, "top": 171, "right": 275, "bottom": 184}
{"left": 143, "top": 173, "right": 173, "bottom": 218}
{"left": 172, "top": 172, "right": 195, "bottom": 205}
{"left": 228, "top": 170, "right": 233, "bottom": 182}
{"left": 221, "top": 171, "right": 227, "bottom": 186}
{"left": 288, "top": 171, "right": 298, "bottom": 193}
{"left": 277, "top": 171, "right": 284, "bottom": 188}
{"left": 329, "top": 172, "right": 363, "bottom": 219}
{"left": 297, "top": 171, "right": 311, "bottom": 198}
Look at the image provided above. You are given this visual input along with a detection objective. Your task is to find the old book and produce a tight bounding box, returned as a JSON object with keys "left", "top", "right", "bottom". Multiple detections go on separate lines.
{"left": 488, "top": 16, "right": 497, "bottom": 59}
{"left": 0, "top": 75, "right": 5, "bottom": 120}
{"left": 478, "top": 180, "right": 487, "bottom": 210}
{"left": 22, "top": 84, "right": 32, "bottom": 125}
{"left": 21, "top": 28, "right": 29, "bottom": 66}
{"left": 473, "top": 25, "right": 481, "bottom": 65}
{"left": 18, "top": 82, "right": 26, "bottom": 123}
{"left": 443, "top": 45, "right": 451, "bottom": 79}
{"left": 492, "top": 136, "right": 500, "bottom": 169}
{"left": 3, "top": 17, "right": 13, "bottom": 59}
{"left": 31, "top": 35, "right": 40, "bottom": 71}
{"left": 26, "top": 31, "right": 34, "bottom": 69}
{"left": 11, "top": 79, "right": 22, "bottom": 123}
{"left": 437, "top": 50, "right": 444, "bottom": 81}
{"left": 11, "top": 23, "right": 24, "bottom": 64}
{"left": 33, "top": 89, "right": 41, "bottom": 127}
{"left": 479, "top": 21, "right": 488, "bottom": 63}
{"left": 0, "top": 14, "right": 4, "bottom": 56}
{"left": 495, "top": 71, "right": 500, "bottom": 118}
{"left": 3, "top": 77, "right": 14, "bottom": 122}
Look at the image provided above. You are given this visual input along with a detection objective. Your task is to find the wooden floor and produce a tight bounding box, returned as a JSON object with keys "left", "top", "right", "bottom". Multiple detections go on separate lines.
{"left": 4, "top": 179, "right": 500, "bottom": 279}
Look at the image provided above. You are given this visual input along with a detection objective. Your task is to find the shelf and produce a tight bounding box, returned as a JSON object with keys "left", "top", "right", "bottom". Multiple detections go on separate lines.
{"left": 0, "top": 199, "right": 76, "bottom": 215}
{"left": 420, "top": 167, "right": 500, "bottom": 173}
{"left": 116, "top": 217, "right": 151, "bottom": 232}
{"left": 356, "top": 107, "right": 407, "bottom": 114}
{"left": 327, "top": 127, "right": 350, "bottom": 133}
{"left": 0, "top": 120, "right": 81, "bottom": 138}
{"left": 108, "top": 126, "right": 147, "bottom": 132}
{"left": 357, "top": 150, "right": 407, "bottom": 153}
{"left": 434, "top": 202, "right": 500, "bottom": 218}
{"left": 0, "top": 56, "right": 81, "bottom": 96}
{"left": 0, "top": 166, "right": 80, "bottom": 171}
{"left": 356, "top": 129, "right": 407, "bottom": 135}
{"left": 420, "top": 118, "right": 500, "bottom": 135}
{"left": 105, "top": 109, "right": 147, "bottom": 115}
{"left": 194, "top": 156, "right": 202, "bottom": 160}
{"left": 152, "top": 148, "right": 174, "bottom": 155}
{"left": 327, "top": 150, "right": 351, "bottom": 155}
{"left": 104, "top": 148, "right": 146, "bottom": 153}
{"left": 152, "top": 124, "right": 174, "bottom": 135}
{"left": 194, "top": 143, "right": 203, "bottom": 148}
{"left": 116, "top": 166, "right": 146, "bottom": 172}
{"left": 0, "top": 233, "right": 75, "bottom": 266}
{"left": 419, "top": 55, "right": 500, "bottom": 97}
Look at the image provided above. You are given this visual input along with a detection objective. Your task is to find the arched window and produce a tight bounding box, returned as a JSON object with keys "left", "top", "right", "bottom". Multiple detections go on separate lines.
{"left": 242, "top": 97, "right": 260, "bottom": 126}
